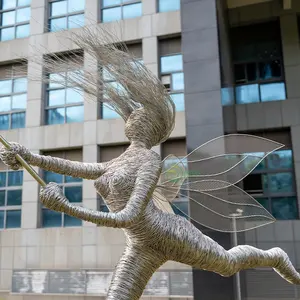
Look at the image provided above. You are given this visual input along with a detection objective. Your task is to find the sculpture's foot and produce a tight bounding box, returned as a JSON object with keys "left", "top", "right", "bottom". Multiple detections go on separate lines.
{"left": 107, "top": 246, "right": 166, "bottom": 300}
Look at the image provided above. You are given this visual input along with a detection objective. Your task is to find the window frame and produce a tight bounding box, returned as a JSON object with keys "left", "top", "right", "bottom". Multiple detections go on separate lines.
{"left": 0, "top": 169, "right": 23, "bottom": 229}
{"left": 0, "top": 0, "right": 31, "bottom": 41}
{"left": 101, "top": 0, "right": 142, "bottom": 23}
{"left": 243, "top": 149, "right": 298, "bottom": 220}
{"left": 48, "top": 0, "right": 85, "bottom": 32}
{"left": 45, "top": 67, "right": 84, "bottom": 125}
{"left": 0, "top": 75, "right": 27, "bottom": 130}
{"left": 41, "top": 169, "right": 83, "bottom": 228}
{"left": 159, "top": 52, "right": 184, "bottom": 111}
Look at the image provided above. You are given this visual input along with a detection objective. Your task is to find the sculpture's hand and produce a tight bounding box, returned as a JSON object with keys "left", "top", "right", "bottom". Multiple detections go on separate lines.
{"left": 0, "top": 142, "right": 31, "bottom": 170}
{"left": 40, "top": 182, "right": 68, "bottom": 212}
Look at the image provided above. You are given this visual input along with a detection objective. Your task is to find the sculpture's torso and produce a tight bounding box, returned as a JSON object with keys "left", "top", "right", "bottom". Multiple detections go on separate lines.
{"left": 93, "top": 146, "right": 205, "bottom": 262}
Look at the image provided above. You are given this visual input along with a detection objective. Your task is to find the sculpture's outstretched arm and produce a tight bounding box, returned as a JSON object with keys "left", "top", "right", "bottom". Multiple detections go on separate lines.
{"left": 0, "top": 142, "right": 105, "bottom": 180}
{"left": 40, "top": 159, "right": 161, "bottom": 228}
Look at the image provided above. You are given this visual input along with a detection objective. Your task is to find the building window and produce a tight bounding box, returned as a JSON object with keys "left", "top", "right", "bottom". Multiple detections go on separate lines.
{"left": 41, "top": 150, "right": 83, "bottom": 227}
{"left": 100, "top": 44, "right": 142, "bottom": 119}
{"left": 158, "top": 0, "right": 180, "bottom": 12}
{"left": 101, "top": 0, "right": 142, "bottom": 23}
{"left": 0, "top": 166, "right": 23, "bottom": 229}
{"left": 45, "top": 55, "right": 84, "bottom": 125}
{"left": 223, "top": 21, "right": 286, "bottom": 105}
{"left": 0, "top": 0, "right": 31, "bottom": 41}
{"left": 0, "top": 65, "right": 27, "bottom": 130}
{"left": 162, "top": 139, "right": 188, "bottom": 218}
{"left": 243, "top": 132, "right": 297, "bottom": 220}
{"left": 159, "top": 37, "right": 184, "bottom": 111}
{"left": 48, "top": 0, "right": 85, "bottom": 32}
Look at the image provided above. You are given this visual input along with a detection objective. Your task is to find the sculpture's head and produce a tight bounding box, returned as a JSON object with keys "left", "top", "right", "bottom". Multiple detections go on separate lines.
{"left": 125, "top": 105, "right": 174, "bottom": 148}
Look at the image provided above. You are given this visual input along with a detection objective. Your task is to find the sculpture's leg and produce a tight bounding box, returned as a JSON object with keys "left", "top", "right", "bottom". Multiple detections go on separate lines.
{"left": 177, "top": 233, "right": 300, "bottom": 284}
{"left": 107, "top": 246, "right": 166, "bottom": 300}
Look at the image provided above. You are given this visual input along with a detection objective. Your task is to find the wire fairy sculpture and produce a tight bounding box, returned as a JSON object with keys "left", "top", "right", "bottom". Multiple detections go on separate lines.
{"left": 0, "top": 26, "right": 300, "bottom": 299}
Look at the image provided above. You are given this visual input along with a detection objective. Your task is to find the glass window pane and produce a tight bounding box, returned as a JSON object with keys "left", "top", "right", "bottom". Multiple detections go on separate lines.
{"left": 221, "top": 87, "right": 234, "bottom": 106}
{"left": 172, "top": 73, "right": 184, "bottom": 90}
{"left": 1, "top": 27, "right": 15, "bottom": 41}
{"left": 48, "top": 89, "right": 65, "bottom": 106}
{"left": 268, "top": 173, "right": 294, "bottom": 193}
{"left": 46, "top": 108, "right": 65, "bottom": 125}
{"left": 44, "top": 170, "right": 63, "bottom": 184}
{"left": 2, "top": 0, "right": 17, "bottom": 9}
{"left": 50, "top": 17, "right": 67, "bottom": 32}
{"left": 66, "top": 105, "right": 84, "bottom": 123}
{"left": 68, "top": 0, "right": 85, "bottom": 12}
{"left": 65, "top": 175, "right": 82, "bottom": 183}
{"left": 68, "top": 13, "right": 84, "bottom": 29}
{"left": 235, "top": 84, "right": 259, "bottom": 104}
{"left": 161, "top": 55, "right": 183, "bottom": 73}
{"left": 268, "top": 172, "right": 294, "bottom": 193}
{"left": 42, "top": 209, "right": 62, "bottom": 227}
{"left": 16, "top": 7, "right": 30, "bottom": 22}
{"left": 0, "top": 97, "right": 11, "bottom": 112}
{"left": 259, "top": 61, "right": 281, "bottom": 80}
{"left": 65, "top": 186, "right": 82, "bottom": 203}
{"left": 18, "top": 0, "right": 31, "bottom": 6}
{"left": 6, "top": 210, "right": 21, "bottom": 228}
{"left": 159, "top": 0, "right": 180, "bottom": 12}
{"left": 171, "top": 202, "right": 189, "bottom": 219}
{"left": 64, "top": 214, "right": 82, "bottom": 227}
{"left": 271, "top": 197, "right": 298, "bottom": 220}
{"left": 16, "top": 24, "right": 30, "bottom": 38}
{"left": 100, "top": 205, "right": 109, "bottom": 212}
{"left": 49, "top": 73, "right": 65, "bottom": 89}
{"left": 123, "top": 3, "right": 142, "bottom": 19}
{"left": 12, "top": 94, "right": 26, "bottom": 110}
{"left": 7, "top": 189, "right": 22, "bottom": 205}
{"left": 103, "top": 0, "right": 121, "bottom": 7}
{"left": 66, "top": 88, "right": 83, "bottom": 104}
{"left": 13, "top": 77, "right": 27, "bottom": 92}
{"left": 0, "top": 114, "right": 9, "bottom": 130}
{"left": 11, "top": 112, "right": 25, "bottom": 128}
{"left": 0, "top": 173, "right": 6, "bottom": 188}
{"left": 102, "top": 7, "right": 121, "bottom": 23}
{"left": 8, "top": 171, "right": 23, "bottom": 186}
{"left": 268, "top": 150, "right": 293, "bottom": 170}
{"left": 2, "top": 11, "right": 16, "bottom": 26}
{"left": 0, "top": 211, "right": 4, "bottom": 228}
{"left": 170, "top": 93, "right": 184, "bottom": 111}
{"left": 51, "top": 0, "right": 67, "bottom": 17}
{"left": 234, "top": 64, "right": 246, "bottom": 83}
{"left": 0, "top": 190, "right": 5, "bottom": 206}
{"left": 0, "top": 80, "right": 12, "bottom": 95}
{"left": 102, "top": 106, "right": 120, "bottom": 119}
{"left": 260, "top": 82, "right": 286, "bottom": 102}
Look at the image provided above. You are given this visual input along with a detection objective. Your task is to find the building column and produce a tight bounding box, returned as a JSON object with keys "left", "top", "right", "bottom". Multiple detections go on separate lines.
{"left": 21, "top": 150, "right": 40, "bottom": 228}
{"left": 181, "top": 0, "right": 234, "bottom": 299}
{"left": 143, "top": 0, "right": 157, "bottom": 16}
{"left": 142, "top": 36, "right": 159, "bottom": 77}
{"left": 85, "top": 0, "right": 100, "bottom": 26}
{"left": 280, "top": 13, "right": 300, "bottom": 99}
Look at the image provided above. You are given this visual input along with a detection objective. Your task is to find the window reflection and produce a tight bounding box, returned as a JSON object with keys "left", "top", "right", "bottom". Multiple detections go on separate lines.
{"left": 42, "top": 169, "right": 83, "bottom": 227}
{"left": 0, "top": 170, "right": 23, "bottom": 228}
{"left": 102, "top": 1, "right": 142, "bottom": 23}
{"left": 159, "top": 0, "right": 180, "bottom": 12}
{"left": 243, "top": 149, "right": 297, "bottom": 220}
{"left": 0, "top": 0, "right": 31, "bottom": 41}
{"left": 49, "top": 0, "right": 85, "bottom": 32}
{"left": 0, "top": 77, "right": 27, "bottom": 130}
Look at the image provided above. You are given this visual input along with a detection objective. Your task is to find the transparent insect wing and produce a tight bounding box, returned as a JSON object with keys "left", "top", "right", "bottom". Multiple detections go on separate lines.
{"left": 154, "top": 134, "right": 284, "bottom": 232}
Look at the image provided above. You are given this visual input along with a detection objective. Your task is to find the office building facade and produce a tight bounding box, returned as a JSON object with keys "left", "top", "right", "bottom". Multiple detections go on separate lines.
{"left": 0, "top": 0, "right": 299, "bottom": 299}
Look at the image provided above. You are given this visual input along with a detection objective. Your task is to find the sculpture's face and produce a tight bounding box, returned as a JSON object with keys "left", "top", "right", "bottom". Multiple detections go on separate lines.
{"left": 124, "top": 109, "right": 161, "bottom": 148}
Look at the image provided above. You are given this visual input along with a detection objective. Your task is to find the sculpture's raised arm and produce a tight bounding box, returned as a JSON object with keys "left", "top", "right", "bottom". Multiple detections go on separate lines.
{"left": 0, "top": 142, "right": 105, "bottom": 180}
{"left": 39, "top": 157, "right": 161, "bottom": 228}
